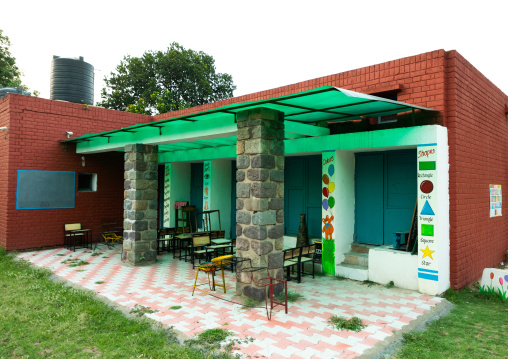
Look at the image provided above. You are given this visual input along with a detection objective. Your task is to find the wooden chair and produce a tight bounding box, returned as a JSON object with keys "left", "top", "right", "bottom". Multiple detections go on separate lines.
{"left": 157, "top": 228, "right": 175, "bottom": 254}
{"left": 283, "top": 247, "right": 302, "bottom": 283}
{"left": 190, "top": 234, "right": 215, "bottom": 268}
{"left": 64, "top": 223, "right": 91, "bottom": 251}
{"left": 300, "top": 244, "right": 317, "bottom": 278}
{"left": 174, "top": 206, "right": 196, "bottom": 260}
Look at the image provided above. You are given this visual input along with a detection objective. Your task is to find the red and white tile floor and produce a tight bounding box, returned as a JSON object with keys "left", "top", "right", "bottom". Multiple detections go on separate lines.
{"left": 18, "top": 246, "right": 443, "bottom": 359}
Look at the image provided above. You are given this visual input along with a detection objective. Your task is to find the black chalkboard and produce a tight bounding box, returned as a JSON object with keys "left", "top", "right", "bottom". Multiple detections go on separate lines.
{"left": 17, "top": 170, "right": 75, "bottom": 209}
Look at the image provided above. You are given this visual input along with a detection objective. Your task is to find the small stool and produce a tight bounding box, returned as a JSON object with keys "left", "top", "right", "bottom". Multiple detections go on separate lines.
{"left": 210, "top": 255, "right": 233, "bottom": 293}
{"left": 192, "top": 263, "right": 219, "bottom": 295}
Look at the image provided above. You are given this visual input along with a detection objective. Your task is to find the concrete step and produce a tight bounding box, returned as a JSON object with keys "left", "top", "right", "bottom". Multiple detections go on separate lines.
{"left": 336, "top": 263, "right": 369, "bottom": 281}
{"left": 344, "top": 252, "right": 369, "bottom": 267}
{"left": 350, "top": 243, "right": 377, "bottom": 254}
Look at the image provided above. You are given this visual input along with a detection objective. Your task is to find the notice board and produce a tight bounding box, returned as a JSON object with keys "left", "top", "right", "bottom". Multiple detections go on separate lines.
{"left": 17, "top": 170, "right": 75, "bottom": 210}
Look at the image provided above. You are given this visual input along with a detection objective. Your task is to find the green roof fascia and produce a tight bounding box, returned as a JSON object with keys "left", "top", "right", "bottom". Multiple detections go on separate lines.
{"left": 160, "top": 125, "right": 442, "bottom": 163}
{"left": 67, "top": 86, "right": 436, "bottom": 146}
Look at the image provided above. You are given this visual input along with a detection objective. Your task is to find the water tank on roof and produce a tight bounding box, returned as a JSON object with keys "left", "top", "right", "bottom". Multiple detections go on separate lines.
{"left": 50, "top": 56, "right": 94, "bottom": 104}
{"left": 0, "top": 87, "right": 31, "bottom": 99}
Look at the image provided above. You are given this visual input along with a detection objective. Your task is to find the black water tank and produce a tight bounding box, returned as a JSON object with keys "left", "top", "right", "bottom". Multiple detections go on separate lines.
{"left": 50, "top": 56, "right": 94, "bottom": 104}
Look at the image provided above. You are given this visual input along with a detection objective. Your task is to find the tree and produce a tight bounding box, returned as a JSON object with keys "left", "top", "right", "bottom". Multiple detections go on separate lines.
{"left": 0, "top": 29, "right": 22, "bottom": 87}
{"left": 99, "top": 42, "right": 236, "bottom": 115}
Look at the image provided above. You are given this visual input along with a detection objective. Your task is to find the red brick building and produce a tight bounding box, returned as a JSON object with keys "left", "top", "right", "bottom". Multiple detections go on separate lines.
{"left": 1, "top": 49, "right": 506, "bottom": 293}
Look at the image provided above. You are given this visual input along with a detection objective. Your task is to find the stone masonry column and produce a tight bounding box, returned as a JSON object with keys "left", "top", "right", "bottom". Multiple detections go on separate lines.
{"left": 235, "top": 107, "right": 285, "bottom": 301}
{"left": 122, "top": 144, "right": 158, "bottom": 266}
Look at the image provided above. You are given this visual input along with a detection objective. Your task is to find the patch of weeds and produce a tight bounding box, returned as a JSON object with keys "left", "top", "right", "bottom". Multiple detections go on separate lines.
{"left": 55, "top": 254, "right": 65, "bottom": 256}
{"left": 361, "top": 280, "right": 376, "bottom": 286}
{"left": 95, "top": 281, "right": 104, "bottom": 285}
{"left": 385, "top": 281, "right": 395, "bottom": 288}
{"left": 130, "top": 304, "right": 159, "bottom": 317}
{"left": 328, "top": 315, "right": 366, "bottom": 332}
{"left": 169, "top": 305, "right": 182, "bottom": 310}
{"left": 185, "top": 328, "right": 251, "bottom": 357}
{"left": 241, "top": 296, "right": 262, "bottom": 309}
{"left": 334, "top": 274, "right": 347, "bottom": 281}
{"left": 76, "top": 269, "right": 86, "bottom": 272}
{"left": 275, "top": 290, "right": 305, "bottom": 303}
{"left": 68, "top": 259, "right": 89, "bottom": 268}
{"left": 196, "top": 328, "right": 231, "bottom": 344}
{"left": 91, "top": 252, "right": 101, "bottom": 257}
{"left": 61, "top": 258, "right": 89, "bottom": 267}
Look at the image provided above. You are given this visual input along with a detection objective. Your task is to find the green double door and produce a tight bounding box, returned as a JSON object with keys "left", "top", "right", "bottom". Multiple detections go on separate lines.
{"left": 284, "top": 155, "right": 322, "bottom": 238}
{"left": 355, "top": 150, "right": 417, "bottom": 245}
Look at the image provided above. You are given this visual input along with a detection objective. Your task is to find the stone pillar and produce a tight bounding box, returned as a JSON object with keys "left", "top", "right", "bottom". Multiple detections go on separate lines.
{"left": 122, "top": 144, "right": 158, "bottom": 266}
{"left": 235, "top": 108, "right": 285, "bottom": 301}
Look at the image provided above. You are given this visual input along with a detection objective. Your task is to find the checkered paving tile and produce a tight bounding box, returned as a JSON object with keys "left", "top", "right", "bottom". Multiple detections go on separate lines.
{"left": 17, "top": 246, "right": 442, "bottom": 358}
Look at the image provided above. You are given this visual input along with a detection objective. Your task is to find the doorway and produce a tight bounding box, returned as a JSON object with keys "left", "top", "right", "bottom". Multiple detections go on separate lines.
{"left": 284, "top": 155, "right": 322, "bottom": 238}
{"left": 355, "top": 150, "right": 417, "bottom": 245}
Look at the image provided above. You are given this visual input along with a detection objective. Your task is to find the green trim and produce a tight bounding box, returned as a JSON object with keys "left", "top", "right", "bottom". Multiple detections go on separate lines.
{"left": 69, "top": 86, "right": 436, "bottom": 154}
{"left": 160, "top": 125, "right": 441, "bottom": 163}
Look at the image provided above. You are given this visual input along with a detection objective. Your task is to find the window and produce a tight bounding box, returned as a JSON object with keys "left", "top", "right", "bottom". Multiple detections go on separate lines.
{"left": 371, "top": 90, "right": 399, "bottom": 124}
{"left": 78, "top": 173, "right": 97, "bottom": 192}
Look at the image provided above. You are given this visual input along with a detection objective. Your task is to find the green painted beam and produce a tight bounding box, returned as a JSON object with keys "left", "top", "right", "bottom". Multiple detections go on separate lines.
{"left": 159, "top": 145, "right": 236, "bottom": 162}
{"left": 285, "top": 120, "right": 330, "bottom": 137}
{"left": 160, "top": 125, "right": 441, "bottom": 162}
{"left": 285, "top": 125, "right": 440, "bottom": 154}
{"left": 76, "top": 117, "right": 237, "bottom": 154}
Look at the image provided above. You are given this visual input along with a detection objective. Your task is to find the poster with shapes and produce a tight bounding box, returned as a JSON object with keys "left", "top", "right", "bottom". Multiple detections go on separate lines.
{"left": 417, "top": 144, "right": 438, "bottom": 282}
{"left": 163, "top": 163, "right": 171, "bottom": 227}
{"left": 490, "top": 185, "right": 502, "bottom": 217}
{"left": 321, "top": 151, "right": 335, "bottom": 275}
{"left": 202, "top": 160, "right": 211, "bottom": 230}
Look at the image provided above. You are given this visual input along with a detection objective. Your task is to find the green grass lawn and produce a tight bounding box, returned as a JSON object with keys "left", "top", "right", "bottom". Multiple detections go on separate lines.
{"left": 0, "top": 248, "right": 236, "bottom": 359}
{"left": 396, "top": 285, "right": 508, "bottom": 358}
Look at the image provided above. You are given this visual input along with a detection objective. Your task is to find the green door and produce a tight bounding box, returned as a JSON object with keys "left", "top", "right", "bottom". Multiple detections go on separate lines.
{"left": 355, "top": 150, "right": 416, "bottom": 245}
{"left": 284, "top": 155, "right": 322, "bottom": 238}
{"left": 355, "top": 154, "right": 384, "bottom": 245}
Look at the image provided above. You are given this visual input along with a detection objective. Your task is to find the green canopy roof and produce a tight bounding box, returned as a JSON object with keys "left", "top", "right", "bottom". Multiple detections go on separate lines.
{"left": 66, "top": 86, "right": 436, "bottom": 146}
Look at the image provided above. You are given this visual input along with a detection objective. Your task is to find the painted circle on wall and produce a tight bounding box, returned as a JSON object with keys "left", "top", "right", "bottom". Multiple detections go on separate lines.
{"left": 328, "top": 196, "right": 335, "bottom": 209}
{"left": 328, "top": 164, "right": 335, "bottom": 177}
{"left": 328, "top": 182, "right": 335, "bottom": 193}
{"left": 322, "top": 174, "right": 329, "bottom": 184}
{"left": 323, "top": 187, "right": 329, "bottom": 198}
{"left": 322, "top": 199, "right": 329, "bottom": 210}
{"left": 420, "top": 180, "right": 434, "bottom": 194}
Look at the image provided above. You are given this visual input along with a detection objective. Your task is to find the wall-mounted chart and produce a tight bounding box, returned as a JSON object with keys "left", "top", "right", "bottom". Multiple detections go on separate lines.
{"left": 489, "top": 184, "right": 502, "bottom": 217}
{"left": 417, "top": 144, "right": 438, "bottom": 283}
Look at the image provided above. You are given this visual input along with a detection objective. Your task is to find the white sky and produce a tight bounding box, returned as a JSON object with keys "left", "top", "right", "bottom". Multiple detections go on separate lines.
{"left": 3, "top": 0, "right": 508, "bottom": 104}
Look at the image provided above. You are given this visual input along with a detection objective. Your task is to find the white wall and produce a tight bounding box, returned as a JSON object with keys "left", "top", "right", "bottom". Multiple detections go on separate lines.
{"left": 369, "top": 248, "right": 419, "bottom": 290}
{"left": 169, "top": 162, "right": 191, "bottom": 228}
{"left": 334, "top": 150, "right": 355, "bottom": 266}
{"left": 210, "top": 159, "right": 232, "bottom": 238}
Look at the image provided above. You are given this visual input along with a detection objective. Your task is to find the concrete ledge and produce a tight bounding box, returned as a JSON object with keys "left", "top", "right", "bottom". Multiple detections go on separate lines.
{"left": 369, "top": 248, "right": 418, "bottom": 290}
{"left": 336, "top": 263, "right": 369, "bottom": 281}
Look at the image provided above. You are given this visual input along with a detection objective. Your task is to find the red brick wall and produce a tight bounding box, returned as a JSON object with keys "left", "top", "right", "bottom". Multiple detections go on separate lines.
{"left": 445, "top": 51, "right": 508, "bottom": 288}
{"left": 0, "top": 96, "right": 10, "bottom": 249}
{"left": 2, "top": 94, "right": 151, "bottom": 250}
{"left": 4, "top": 49, "right": 507, "bottom": 291}
{"left": 155, "top": 49, "right": 447, "bottom": 122}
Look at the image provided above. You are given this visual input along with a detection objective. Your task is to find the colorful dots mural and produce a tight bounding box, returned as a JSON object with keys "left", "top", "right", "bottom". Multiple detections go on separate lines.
{"left": 321, "top": 151, "right": 336, "bottom": 276}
